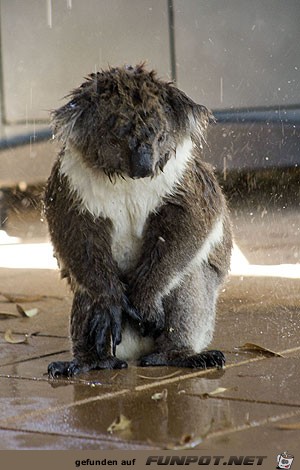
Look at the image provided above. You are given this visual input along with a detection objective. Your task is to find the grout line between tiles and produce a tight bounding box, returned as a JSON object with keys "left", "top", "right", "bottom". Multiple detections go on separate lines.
{"left": 186, "top": 393, "right": 300, "bottom": 408}
{"left": 0, "top": 349, "right": 70, "bottom": 368}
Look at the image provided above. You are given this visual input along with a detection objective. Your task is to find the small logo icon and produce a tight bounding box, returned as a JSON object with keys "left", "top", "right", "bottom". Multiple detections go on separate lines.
{"left": 277, "top": 452, "right": 294, "bottom": 469}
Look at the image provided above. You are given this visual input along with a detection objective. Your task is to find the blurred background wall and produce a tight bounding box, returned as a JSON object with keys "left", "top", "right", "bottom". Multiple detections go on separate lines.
{"left": 0, "top": 0, "right": 300, "bottom": 184}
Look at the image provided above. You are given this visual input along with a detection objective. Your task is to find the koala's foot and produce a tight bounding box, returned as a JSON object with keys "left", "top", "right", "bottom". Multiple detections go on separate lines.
{"left": 140, "top": 349, "right": 225, "bottom": 369}
{"left": 48, "top": 356, "right": 128, "bottom": 378}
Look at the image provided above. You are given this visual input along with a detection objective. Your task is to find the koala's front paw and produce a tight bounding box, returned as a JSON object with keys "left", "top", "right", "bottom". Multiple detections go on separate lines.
{"left": 139, "top": 350, "right": 226, "bottom": 369}
{"left": 48, "top": 359, "right": 82, "bottom": 378}
{"left": 89, "top": 305, "right": 122, "bottom": 356}
{"left": 130, "top": 297, "right": 165, "bottom": 338}
{"left": 87, "top": 294, "right": 139, "bottom": 357}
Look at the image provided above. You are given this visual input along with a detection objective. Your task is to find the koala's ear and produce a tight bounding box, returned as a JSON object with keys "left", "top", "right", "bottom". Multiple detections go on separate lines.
{"left": 50, "top": 99, "right": 84, "bottom": 146}
{"left": 189, "top": 103, "right": 215, "bottom": 140}
{"left": 51, "top": 73, "right": 102, "bottom": 146}
{"left": 166, "top": 85, "right": 214, "bottom": 139}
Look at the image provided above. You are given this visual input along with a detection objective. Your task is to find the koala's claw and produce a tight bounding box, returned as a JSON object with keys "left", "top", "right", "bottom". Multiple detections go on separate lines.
{"left": 202, "top": 350, "right": 226, "bottom": 369}
{"left": 48, "top": 360, "right": 81, "bottom": 378}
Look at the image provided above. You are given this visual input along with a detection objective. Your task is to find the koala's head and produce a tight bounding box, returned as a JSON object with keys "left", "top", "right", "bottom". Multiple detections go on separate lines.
{"left": 52, "top": 64, "right": 213, "bottom": 179}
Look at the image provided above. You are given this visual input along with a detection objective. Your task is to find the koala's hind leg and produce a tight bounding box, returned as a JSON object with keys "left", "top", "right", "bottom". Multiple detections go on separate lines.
{"left": 139, "top": 263, "right": 225, "bottom": 369}
{"left": 48, "top": 291, "right": 128, "bottom": 378}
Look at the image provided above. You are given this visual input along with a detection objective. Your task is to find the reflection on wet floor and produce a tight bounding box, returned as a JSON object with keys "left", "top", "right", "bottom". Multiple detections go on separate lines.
{"left": 0, "top": 187, "right": 299, "bottom": 451}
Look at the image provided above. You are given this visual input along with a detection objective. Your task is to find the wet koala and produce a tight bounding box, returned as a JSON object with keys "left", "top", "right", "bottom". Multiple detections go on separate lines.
{"left": 45, "top": 64, "right": 232, "bottom": 377}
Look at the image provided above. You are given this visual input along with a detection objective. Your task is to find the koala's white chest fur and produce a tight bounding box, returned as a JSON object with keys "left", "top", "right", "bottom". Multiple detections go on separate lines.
{"left": 60, "top": 138, "right": 193, "bottom": 271}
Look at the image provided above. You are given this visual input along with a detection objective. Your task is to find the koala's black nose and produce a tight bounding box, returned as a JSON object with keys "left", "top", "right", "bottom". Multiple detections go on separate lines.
{"left": 130, "top": 144, "right": 153, "bottom": 178}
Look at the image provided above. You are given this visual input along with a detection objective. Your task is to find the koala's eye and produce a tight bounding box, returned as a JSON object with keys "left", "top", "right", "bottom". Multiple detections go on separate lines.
{"left": 69, "top": 100, "right": 77, "bottom": 109}
{"left": 158, "top": 134, "right": 165, "bottom": 143}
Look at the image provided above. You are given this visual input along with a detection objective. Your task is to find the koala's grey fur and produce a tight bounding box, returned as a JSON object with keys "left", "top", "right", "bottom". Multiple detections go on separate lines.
{"left": 45, "top": 64, "right": 232, "bottom": 377}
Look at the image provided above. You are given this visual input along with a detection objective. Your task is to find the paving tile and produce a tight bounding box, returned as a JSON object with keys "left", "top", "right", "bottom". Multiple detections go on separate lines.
{"left": 0, "top": 268, "right": 65, "bottom": 298}
{"left": 177, "top": 355, "right": 300, "bottom": 408}
{"left": 0, "top": 350, "right": 235, "bottom": 422}
{"left": 220, "top": 275, "right": 300, "bottom": 317}
{"left": 3, "top": 394, "right": 294, "bottom": 449}
{"left": 213, "top": 275, "right": 300, "bottom": 353}
{"left": 0, "top": 267, "right": 71, "bottom": 337}
{"left": 0, "top": 305, "right": 70, "bottom": 337}
{"left": 0, "top": 375, "right": 76, "bottom": 421}
{"left": 205, "top": 411, "right": 300, "bottom": 455}
{"left": 1, "top": 344, "right": 299, "bottom": 448}
{"left": 0, "top": 367, "right": 295, "bottom": 449}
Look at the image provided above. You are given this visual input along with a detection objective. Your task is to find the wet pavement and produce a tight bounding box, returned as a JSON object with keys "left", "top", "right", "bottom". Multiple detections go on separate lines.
{"left": 0, "top": 194, "right": 299, "bottom": 451}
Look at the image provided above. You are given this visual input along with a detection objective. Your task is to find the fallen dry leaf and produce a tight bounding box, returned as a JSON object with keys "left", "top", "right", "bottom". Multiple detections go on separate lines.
{"left": 167, "top": 417, "right": 215, "bottom": 449}
{"left": 107, "top": 414, "right": 131, "bottom": 434}
{"left": 151, "top": 389, "right": 168, "bottom": 401}
{"left": 16, "top": 304, "right": 39, "bottom": 318}
{"left": 186, "top": 387, "right": 236, "bottom": 399}
{"left": 238, "top": 342, "right": 284, "bottom": 357}
{"left": 275, "top": 423, "right": 300, "bottom": 430}
{"left": 4, "top": 329, "right": 28, "bottom": 344}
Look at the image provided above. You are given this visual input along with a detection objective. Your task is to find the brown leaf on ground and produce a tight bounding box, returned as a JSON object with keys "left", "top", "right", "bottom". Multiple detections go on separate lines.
{"left": 16, "top": 304, "right": 39, "bottom": 318}
{"left": 238, "top": 342, "right": 284, "bottom": 357}
{"left": 166, "top": 433, "right": 203, "bottom": 450}
{"left": 107, "top": 414, "right": 131, "bottom": 434}
{"left": 151, "top": 389, "right": 168, "bottom": 401}
{"left": 4, "top": 329, "right": 28, "bottom": 344}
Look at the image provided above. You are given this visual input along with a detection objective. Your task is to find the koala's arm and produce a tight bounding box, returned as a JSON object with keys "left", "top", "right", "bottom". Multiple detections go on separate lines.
{"left": 127, "top": 162, "right": 227, "bottom": 336}
{"left": 45, "top": 161, "right": 137, "bottom": 353}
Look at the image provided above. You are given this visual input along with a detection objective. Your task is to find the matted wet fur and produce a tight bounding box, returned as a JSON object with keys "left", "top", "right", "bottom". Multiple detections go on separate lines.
{"left": 45, "top": 64, "right": 232, "bottom": 377}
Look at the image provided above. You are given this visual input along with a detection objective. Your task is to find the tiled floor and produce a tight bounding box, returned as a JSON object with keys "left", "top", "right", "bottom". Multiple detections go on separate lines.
{"left": 0, "top": 192, "right": 299, "bottom": 452}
